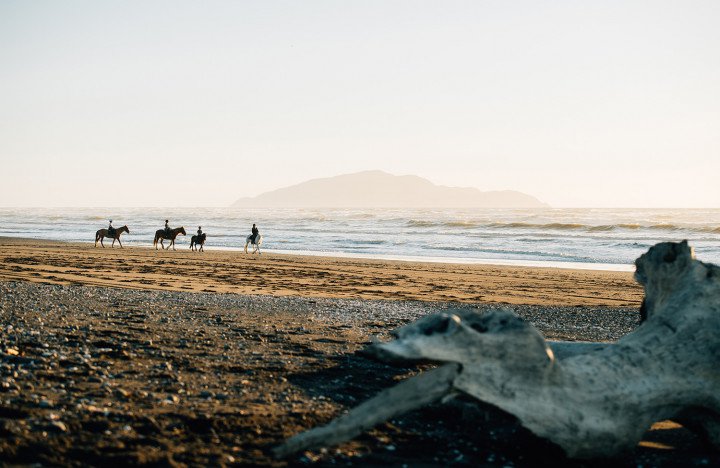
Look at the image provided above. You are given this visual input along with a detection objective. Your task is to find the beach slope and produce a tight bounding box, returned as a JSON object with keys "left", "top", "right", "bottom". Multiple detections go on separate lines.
{"left": 2, "top": 238, "right": 714, "bottom": 466}
{"left": 0, "top": 237, "right": 641, "bottom": 306}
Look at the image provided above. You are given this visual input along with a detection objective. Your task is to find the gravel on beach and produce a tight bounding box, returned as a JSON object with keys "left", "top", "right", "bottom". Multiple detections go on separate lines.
{"left": 1, "top": 281, "right": 714, "bottom": 467}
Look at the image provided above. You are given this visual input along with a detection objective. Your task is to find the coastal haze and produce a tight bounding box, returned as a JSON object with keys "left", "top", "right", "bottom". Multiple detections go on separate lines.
{"left": 233, "top": 171, "right": 547, "bottom": 208}
{"left": 2, "top": 172, "right": 718, "bottom": 269}
{"left": 1, "top": 1, "right": 719, "bottom": 208}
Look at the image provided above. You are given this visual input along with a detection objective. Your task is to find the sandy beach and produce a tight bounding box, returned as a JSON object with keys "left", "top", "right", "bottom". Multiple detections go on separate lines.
{"left": 0, "top": 237, "right": 642, "bottom": 307}
{"left": 1, "top": 237, "right": 715, "bottom": 466}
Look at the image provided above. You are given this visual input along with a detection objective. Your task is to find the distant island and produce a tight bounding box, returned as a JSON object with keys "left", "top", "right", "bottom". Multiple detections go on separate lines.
{"left": 232, "top": 171, "right": 548, "bottom": 208}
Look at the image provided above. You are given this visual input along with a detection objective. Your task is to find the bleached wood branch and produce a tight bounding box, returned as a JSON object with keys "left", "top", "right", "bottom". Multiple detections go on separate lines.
{"left": 273, "top": 364, "right": 459, "bottom": 458}
{"left": 276, "top": 241, "right": 720, "bottom": 458}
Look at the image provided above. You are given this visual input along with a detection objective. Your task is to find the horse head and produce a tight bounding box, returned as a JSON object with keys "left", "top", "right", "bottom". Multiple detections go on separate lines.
{"left": 180, "top": 227, "right": 186, "bottom": 235}
{"left": 123, "top": 225, "right": 130, "bottom": 233}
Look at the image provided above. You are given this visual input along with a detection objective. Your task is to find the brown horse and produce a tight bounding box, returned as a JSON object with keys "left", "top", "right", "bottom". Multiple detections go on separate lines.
{"left": 190, "top": 233, "right": 207, "bottom": 252}
{"left": 154, "top": 226, "right": 186, "bottom": 250}
{"left": 95, "top": 225, "right": 130, "bottom": 248}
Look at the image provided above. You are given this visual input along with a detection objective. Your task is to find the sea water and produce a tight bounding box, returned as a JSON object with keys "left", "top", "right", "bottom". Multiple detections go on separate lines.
{"left": 1, "top": 207, "right": 719, "bottom": 271}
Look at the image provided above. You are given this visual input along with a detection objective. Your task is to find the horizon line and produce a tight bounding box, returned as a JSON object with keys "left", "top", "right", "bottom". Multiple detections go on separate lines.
{"left": 1, "top": 205, "right": 720, "bottom": 210}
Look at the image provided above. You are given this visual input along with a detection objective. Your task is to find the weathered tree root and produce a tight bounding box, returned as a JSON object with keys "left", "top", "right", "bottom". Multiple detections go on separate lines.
{"left": 275, "top": 241, "right": 720, "bottom": 458}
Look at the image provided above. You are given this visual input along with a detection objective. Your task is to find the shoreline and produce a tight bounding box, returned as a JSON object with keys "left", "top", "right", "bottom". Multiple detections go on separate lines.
{"left": 0, "top": 234, "right": 636, "bottom": 272}
{"left": 0, "top": 236, "right": 643, "bottom": 307}
{"left": 263, "top": 248, "right": 636, "bottom": 272}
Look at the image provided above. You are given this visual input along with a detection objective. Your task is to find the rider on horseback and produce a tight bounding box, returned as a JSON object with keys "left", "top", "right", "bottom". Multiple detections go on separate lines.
{"left": 108, "top": 220, "right": 115, "bottom": 237}
{"left": 164, "top": 219, "right": 170, "bottom": 237}
{"left": 197, "top": 226, "right": 203, "bottom": 237}
{"left": 251, "top": 224, "right": 259, "bottom": 244}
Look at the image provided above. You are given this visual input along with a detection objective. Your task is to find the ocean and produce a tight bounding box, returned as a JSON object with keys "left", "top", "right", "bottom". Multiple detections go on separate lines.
{"left": 1, "top": 207, "right": 719, "bottom": 271}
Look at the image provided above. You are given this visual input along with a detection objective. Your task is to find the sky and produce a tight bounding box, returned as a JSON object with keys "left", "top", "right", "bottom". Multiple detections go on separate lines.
{"left": 1, "top": 1, "right": 718, "bottom": 208}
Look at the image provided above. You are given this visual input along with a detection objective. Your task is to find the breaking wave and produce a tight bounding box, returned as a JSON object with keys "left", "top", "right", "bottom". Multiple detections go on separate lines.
{"left": 487, "top": 222, "right": 720, "bottom": 233}
{"left": 407, "top": 220, "right": 436, "bottom": 227}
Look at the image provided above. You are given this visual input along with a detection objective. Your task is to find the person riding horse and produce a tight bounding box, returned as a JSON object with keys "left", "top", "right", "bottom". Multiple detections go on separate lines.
{"left": 190, "top": 226, "right": 206, "bottom": 252}
{"left": 164, "top": 219, "right": 170, "bottom": 237}
{"left": 251, "top": 224, "right": 259, "bottom": 244}
{"left": 107, "top": 220, "right": 115, "bottom": 237}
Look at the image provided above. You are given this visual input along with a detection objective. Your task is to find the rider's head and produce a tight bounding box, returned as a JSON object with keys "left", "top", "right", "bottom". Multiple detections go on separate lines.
{"left": 165, "top": 219, "right": 169, "bottom": 223}
{"left": 198, "top": 226, "right": 202, "bottom": 229}
{"left": 253, "top": 224, "right": 256, "bottom": 227}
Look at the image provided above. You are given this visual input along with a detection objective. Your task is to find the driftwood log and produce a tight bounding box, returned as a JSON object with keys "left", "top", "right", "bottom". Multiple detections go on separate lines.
{"left": 275, "top": 241, "right": 720, "bottom": 459}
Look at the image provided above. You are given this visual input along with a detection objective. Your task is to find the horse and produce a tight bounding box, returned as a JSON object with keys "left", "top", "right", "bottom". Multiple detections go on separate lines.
{"left": 244, "top": 234, "right": 263, "bottom": 254}
{"left": 153, "top": 226, "right": 186, "bottom": 250}
{"left": 95, "top": 225, "right": 130, "bottom": 248}
{"left": 190, "top": 233, "right": 207, "bottom": 252}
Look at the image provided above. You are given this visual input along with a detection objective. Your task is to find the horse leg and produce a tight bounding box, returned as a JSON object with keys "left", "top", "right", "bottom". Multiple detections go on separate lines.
{"left": 100, "top": 237, "right": 105, "bottom": 248}
{"left": 111, "top": 238, "right": 116, "bottom": 248}
{"left": 244, "top": 241, "right": 249, "bottom": 253}
{"left": 117, "top": 238, "right": 123, "bottom": 248}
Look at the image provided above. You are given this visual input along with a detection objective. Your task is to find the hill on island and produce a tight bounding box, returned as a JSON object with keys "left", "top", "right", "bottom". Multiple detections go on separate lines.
{"left": 232, "top": 171, "right": 547, "bottom": 208}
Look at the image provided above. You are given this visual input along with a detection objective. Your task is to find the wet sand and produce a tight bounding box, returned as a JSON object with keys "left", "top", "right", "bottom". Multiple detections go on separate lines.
{"left": 1, "top": 237, "right": 715, "bottom": 466}
{"left": 0, "top": 237, "right": 642, "bottom": 307}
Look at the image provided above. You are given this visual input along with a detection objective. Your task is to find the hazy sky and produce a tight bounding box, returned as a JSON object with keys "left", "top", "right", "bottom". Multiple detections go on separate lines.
{"left": 1, "top": 1, "right": 718, "bottom": 208}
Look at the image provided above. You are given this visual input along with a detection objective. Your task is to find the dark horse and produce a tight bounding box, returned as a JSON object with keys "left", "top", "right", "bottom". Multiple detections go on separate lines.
{"left": 154, "top": 226, "right": 186, "bottom": 250}
{"left": 190, "top": 233, "right": 207, "bottom": 252}
{"left": 95, "top": 225, "right": 129, "bottom": 248}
